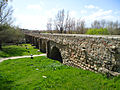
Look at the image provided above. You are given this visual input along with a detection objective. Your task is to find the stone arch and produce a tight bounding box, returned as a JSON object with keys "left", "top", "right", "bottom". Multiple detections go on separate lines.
{"left": 50, "top": 46, "right": 63, "bottom": 63}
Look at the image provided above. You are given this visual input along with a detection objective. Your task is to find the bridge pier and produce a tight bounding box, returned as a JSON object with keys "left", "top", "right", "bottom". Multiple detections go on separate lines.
{"left": 39, "top": 39, "right": 46, "bottom": 53}
{"left": 34, "top": 37, "right": 39, "bottom": 49}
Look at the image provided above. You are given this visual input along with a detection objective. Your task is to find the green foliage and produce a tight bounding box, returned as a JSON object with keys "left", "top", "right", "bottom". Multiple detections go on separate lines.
{"left": 86, "top": 28, "right": 109, "bottom": 35}
{"left": 0, "top": 44, "right": 42, "bottom": 57}
{"left": 0, "top": 56, "right": 120, "bottom": 89}
{"left": 11, "top": 27, "right": 25, "bottom": 44}
{"left": 0, "top": 25, "right": 24, "bottom": 44}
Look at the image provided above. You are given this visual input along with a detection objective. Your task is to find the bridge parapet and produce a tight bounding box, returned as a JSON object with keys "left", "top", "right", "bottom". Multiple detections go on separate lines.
{"left": 25, "top": 33, "right": 120, "bottom": 76}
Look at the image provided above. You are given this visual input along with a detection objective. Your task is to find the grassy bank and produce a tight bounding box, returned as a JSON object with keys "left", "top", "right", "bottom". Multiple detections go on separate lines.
{"left": 0, "top": 44, "right": 42, "bottom": 58}
{"left": 0, "top": 56, "right": 120, "bottom": 89}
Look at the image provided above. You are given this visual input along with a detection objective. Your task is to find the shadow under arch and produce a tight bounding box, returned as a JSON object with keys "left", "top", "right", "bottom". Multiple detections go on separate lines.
{"left": 50, "top": 46, "right": 63, "bottom": 63}
{"left": 40, "top": 40, "right": 46, "bottom": 53}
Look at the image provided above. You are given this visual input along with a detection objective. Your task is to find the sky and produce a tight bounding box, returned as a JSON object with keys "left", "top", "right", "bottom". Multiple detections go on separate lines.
{"left": 9, "top": 0, "right": 120, "bottom": 30}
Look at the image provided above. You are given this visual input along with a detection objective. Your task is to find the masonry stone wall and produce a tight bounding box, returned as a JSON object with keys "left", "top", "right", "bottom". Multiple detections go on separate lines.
{"left": 25, "top": 33, "right": 120, "bottom": 76}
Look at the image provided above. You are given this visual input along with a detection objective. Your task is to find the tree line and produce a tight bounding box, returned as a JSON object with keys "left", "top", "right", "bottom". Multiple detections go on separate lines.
{"left": 46, "top": 9, "right": 120, "bottom": 35}
{"left": 0, "top": 0, "right": 24, "bottom": 50}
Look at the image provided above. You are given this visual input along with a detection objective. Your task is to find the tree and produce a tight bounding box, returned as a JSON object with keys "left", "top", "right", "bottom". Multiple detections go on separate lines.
{"left": 100, "top": 19, "right": 106, "bottom": 28}
{"left": 76, "top": 19, "right": 85, "bottom": 34}
{"left": 12, "top": 27, "right": 25, "bottom": 45}
{"left": 0, "top": 0, "right": 13, "bottom": 50}
{"left": 0, "top": 0, "right": 13, "bottom": 25}
{"left": 91, "top": 20, "right": 101, "bottom": 29}
{"left": 107, "top": 20, "right": 120, "bottom": 35}
{"left": 0, "top": 0, "right": 24, "bottom": 50}
{"left": 91, "top": 20, "right": 120, "bottom": 35}
{"left": 54, "top": 10, "right": 76, "bottom": 34}
{"left": 46, "top": 18, "right": 52, "bottom": 33}
{"left": 3, "top": 0, "right": 12, "bottom": 2}
{"left": 64, "top": 12, "right": 76, "bottom": 34}
{"left": 55, "top": 9, "right": 65, "bottom": 33}
{"left": 0, "top": 25, "right": 24, "bottom": 48}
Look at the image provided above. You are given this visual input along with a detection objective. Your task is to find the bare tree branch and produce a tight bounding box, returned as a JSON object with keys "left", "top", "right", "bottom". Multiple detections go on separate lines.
{"left": 0, "top": 0, "right": 13, "bottom": 25}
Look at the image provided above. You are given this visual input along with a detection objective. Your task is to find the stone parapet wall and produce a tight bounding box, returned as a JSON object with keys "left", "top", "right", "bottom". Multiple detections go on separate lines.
{"left": 26, "top": 33, "right": 120, "bottom": 76}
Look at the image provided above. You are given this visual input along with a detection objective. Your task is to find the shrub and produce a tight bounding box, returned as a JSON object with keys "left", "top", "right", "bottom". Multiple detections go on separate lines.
{"left": 86, "top": 28, "right": 109, "bottom": 35}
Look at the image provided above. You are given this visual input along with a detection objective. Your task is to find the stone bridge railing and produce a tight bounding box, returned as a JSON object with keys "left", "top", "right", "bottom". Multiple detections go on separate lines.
{"left": 25, "top": 33, "right": 120, "bottom": 76}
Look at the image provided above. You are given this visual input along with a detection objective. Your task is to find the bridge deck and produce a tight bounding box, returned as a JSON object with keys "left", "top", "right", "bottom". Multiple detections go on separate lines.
{"left": 27, "top": 33, "right": 120, "bottom": 39}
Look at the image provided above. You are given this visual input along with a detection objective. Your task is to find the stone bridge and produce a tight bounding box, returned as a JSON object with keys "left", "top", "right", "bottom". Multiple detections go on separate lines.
{"left": 25, "top": 33, "right": 120, "bottom": 76}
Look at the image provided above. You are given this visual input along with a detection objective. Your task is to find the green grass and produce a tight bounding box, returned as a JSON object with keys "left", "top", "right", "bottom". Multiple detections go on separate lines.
{"left": 0, "top": 56, "right": 120, "bottom": 90}
{"left": 0, "top": 44, "right": 42, "bottom": 58}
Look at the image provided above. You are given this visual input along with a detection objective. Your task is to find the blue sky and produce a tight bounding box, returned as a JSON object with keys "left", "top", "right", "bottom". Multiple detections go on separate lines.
{"left": 9, "top": 0, "right": 120, "bottom": 30}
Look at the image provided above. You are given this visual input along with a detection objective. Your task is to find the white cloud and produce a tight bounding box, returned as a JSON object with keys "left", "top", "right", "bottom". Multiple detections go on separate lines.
{"left": 85, "top": 5, "right": 99, "bottom": 9}
{"left": 114, "top": 10, "right": 120, "bottom": 14}
{"left": 45, "top": 8, "right": 59, "bottom": 18}
{"left": 45, "top": 8, "right": 77, "bottom": 18}
{"left": 82, "top": 9, "right": 113, "bottom": 20}
{"left": 69, "top": 11, "right": 77, "bottom": 17}
{"left": 82, "top": 5, "right": 114, "bottom": 24}
{"left": 81, "top": 9, "right": 118, "bottom": 27}
{"left": 90, "top": 9, "right": 112, "bottom": 18}
{"left": 14, "top": 14, "right": 47, "bottom": 30}
{"left": 80, "top": 10, "right": 87, "bottom": 14}
{"left": 14, "top": 8, "right": 64, "bottom": 30}
{"left": 27, "top": 4, "right": 42, "bottom": 11}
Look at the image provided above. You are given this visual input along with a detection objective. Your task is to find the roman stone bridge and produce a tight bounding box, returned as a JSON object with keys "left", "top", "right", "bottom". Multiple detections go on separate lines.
{"left": 25, "top": 33, "right": 120, "bottom": 76}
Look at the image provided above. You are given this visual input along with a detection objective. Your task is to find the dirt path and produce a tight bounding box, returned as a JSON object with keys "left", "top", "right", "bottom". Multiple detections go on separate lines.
{"left": 0, "top": 54, "right": 46, "bottom": 62}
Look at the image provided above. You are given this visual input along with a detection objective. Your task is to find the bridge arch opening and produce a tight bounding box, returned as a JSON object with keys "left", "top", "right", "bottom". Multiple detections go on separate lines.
{"left": 47, "top": 41, "right": 50, "bottom": 58}
{"left": 40, "top": 40, "right": 46, "bottom": 53}
{"left": 50, "top": 46, "right": 63, "bottom": 63}
{"left": 42, "top": 42, "right": 46, "bottom": 53}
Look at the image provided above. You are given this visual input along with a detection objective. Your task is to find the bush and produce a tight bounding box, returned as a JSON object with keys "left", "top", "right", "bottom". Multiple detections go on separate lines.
{"left": 86, "top": 28, "right": 109, "bottom": 35}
